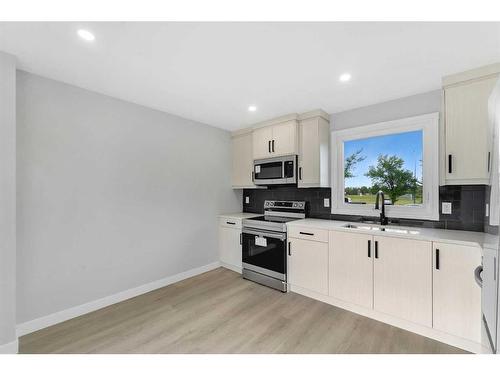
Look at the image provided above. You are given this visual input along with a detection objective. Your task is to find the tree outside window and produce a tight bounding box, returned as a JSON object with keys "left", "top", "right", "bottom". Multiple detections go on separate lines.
{"left": 343, "top": 130, "right": 423, "bottom": 206}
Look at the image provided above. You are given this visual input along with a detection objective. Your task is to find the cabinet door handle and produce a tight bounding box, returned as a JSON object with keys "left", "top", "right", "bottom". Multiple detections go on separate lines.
{"left": 252, "top": 171, "right": 255, "bottom": 182}
{"left": 494, "top": 257, "right": 497, "bottom": 281}
{"left": 435, "top": 248, "right": 440, "bottom": 270}
{"left": 368, "top": 240, "right": 371, "bottom": 258}
{"left": 240, "top": 233, "right": 242, "bottom": 245}
{"left": 299, "top": 167, "right": 302, "bottom": 180}
{"left": 268, "top": 140, "right": 271, "bottom": 153}
{"left": 474, "top": 265, "right": 483, "bottom": 288}
{"left": 272, "top": 140, "right": 275, "bottom": 152}
{"left": 288, "top": 242, "right": 291, "bottom": 256}
{"left": 375, "top": 241, "right": 379, "bottom": 259}
{"left": 448, "top": 154, "right": 452, "bottom": 174}
{"left": 299, "top": 231, "right": 314, "bottom": 236}
{"left": 488, "top": 152, "right": 491, "bottom": 172}
{"left": 226, "top": 221, "right": 236, "bottom": 225}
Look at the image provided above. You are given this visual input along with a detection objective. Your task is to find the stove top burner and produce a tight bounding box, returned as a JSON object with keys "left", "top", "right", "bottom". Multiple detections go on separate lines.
{"left": 242, "top": 200, "right": 306, "bottom": 233}
{"left": 248, "top": 215, "right": 298, "bottom": 224}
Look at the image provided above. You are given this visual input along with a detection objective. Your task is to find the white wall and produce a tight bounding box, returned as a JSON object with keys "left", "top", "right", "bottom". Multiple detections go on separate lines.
{"left": 330, "top": 90, "right": 442, "bottom": 130}
{"left": 0, "top": 52, "right": 16, "bottom": 350}
{"left": 16, "top": 71, "right": 241, "bottom": 325}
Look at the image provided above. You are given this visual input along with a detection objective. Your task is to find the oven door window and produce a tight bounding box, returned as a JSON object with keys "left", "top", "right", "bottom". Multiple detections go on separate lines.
{"left": 255, "top": 162, "right": 282, "bottom": 180}
{"left": 242, "top": 232, "right": 286, "bottom": 275}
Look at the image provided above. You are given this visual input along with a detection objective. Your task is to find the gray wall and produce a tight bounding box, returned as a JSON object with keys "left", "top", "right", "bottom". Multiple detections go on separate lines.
{"left": 0, "top": 52, "right": 16, "bottom": 348}
{"left": 331, "top": 90, "right": 442, "bottom": 130}
{"left": 16, "top": 71, "right": 241, "bottom": 324}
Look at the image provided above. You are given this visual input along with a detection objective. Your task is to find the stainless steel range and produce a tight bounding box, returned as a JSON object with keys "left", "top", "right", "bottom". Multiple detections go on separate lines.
{"left": 241, "top": 200, "right": 306, "bottom": 292}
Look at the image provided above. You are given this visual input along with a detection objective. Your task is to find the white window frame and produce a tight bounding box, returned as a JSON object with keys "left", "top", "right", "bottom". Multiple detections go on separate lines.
{"left": 331, "top": 113, "right": 439, "bottom": 221}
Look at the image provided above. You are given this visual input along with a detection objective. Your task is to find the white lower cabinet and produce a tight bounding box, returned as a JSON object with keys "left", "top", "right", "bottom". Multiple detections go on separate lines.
{"left": 218, "top": 218, "right": 242, "bottom": 271}
{"left": 329, "top": 231, "right": 373, "bottom": 309}
{"left": 432, "top": 242, "right": 482, "bottom": 342}
{"left": 287, "top": 225, "right": 483, "bottom": 350}
{"left": 288, "top": 237, "right": 328, "bottom": 295}
{"left": 373, "top": 236, "right": 433, "bottom": 327}
{"left": 328, "top": 232, "right": 433, "bottom": 326}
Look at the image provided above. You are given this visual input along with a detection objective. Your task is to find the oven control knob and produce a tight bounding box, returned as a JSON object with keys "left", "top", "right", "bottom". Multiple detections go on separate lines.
{"left": 269, "top": 202, "right": 274, "bottom": 206}
{"left": 299, "top": 203, "right": 303, "bottom": 208}
{"left": 293, "top": 203, "right": 297, "bottom": 207}
{"left": 265, "top": 202, "right": 269, "bottom": 206}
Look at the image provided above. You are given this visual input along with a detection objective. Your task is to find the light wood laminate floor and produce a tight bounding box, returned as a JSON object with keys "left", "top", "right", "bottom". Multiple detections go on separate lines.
{"left": 19, "top": 268, "right": 467, "bottom": 354}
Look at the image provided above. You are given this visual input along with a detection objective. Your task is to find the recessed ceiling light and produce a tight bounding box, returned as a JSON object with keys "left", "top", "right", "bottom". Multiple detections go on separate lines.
{"left": 248, "top": 105, "right": 257, "bottom": 112}
{"left": 339, "top": 73, "right": 352, "bottom": 83}
{"left": 77, "top": 29, "right": 95, "bottom": 42}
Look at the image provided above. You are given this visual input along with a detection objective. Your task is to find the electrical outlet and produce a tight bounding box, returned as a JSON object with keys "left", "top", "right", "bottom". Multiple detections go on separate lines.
{"left": 324, "top": 198, "right": 330, "bottom": 208}
{"left": 441, "top": 202, "right": 452, "bottom": 215}
{"left": 245, "top": 196, "right": 250, "bottom": 204}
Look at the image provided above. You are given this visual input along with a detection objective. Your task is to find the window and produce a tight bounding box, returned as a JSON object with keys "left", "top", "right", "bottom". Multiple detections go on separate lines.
{"left": 331, "top": 113, "right": 439, "bottom": 220}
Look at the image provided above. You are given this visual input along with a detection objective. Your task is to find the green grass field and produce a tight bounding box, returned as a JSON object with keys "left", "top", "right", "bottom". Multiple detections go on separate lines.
{"left": 346, "top": 194, "right": 422, "bottom": 206}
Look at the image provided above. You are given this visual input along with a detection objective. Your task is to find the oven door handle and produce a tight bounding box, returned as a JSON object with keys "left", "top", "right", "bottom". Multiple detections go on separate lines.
{"left": 242, "top": 229, "right": 286, "bottom": 241}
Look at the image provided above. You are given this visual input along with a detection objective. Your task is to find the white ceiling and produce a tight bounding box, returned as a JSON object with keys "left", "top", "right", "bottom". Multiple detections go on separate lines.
{"left": 1, "top": 22, "right": 499, "bottom": 130}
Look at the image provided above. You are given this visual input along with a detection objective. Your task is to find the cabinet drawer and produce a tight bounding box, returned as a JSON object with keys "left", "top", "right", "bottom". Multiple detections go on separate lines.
{"left": 219, "top": 217, "right": 242, "bottom": 229}
{"left": 288, "top": 226, "right": 328, "bottom": 242}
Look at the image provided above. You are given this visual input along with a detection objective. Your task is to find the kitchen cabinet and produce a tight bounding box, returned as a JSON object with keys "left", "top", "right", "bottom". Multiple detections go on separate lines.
{"left": 432, "top": 242, "right": 482, "bottom": 342}
{"left": 252, "top": 126, "right": 274, "bottom": 160}
{"left": 252, "top": 120, "right": 298, "bottom": 160}
{"left": 298, "top": 114, "right": 330, "bottom": 188}
{"left": 288, "top": 237, "right": 328, "bottom": 295}
{"left": 272, "top": 120, "right": 298, "bottom": 157}
{"left": 329, "top": 231, "right": 373, "bottom": 309}
{"left": 443, "top": 64, "right": 500, "bottom": 185}
{"left": 235, "top": 111, "right": 330, "bottom": 188}
{"left": 373, "top": 236, "right": 432, "bottom": 327}
{"left": 328, "top": 231, "right": 432, "bottom": 324}
{"left": 286, "top": 221, "right": 486, "bottom": 352}
{"left": 218, "top": 217, "right": 243, "bottom": 271}
{"left": 231, "top": 131, "right": 255, "bottom": 188}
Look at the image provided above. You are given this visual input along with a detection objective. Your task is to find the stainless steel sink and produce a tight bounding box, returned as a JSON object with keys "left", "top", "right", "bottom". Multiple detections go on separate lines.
{"left": 343, "top": 224, "right": 380, "bottom": 231}
{"left": 343, "top": 223, "right": 420, "bottom": 235}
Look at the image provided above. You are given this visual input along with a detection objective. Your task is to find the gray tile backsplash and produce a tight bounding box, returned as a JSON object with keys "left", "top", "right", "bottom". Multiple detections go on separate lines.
{"left": 438, "top": 185, "right": 486, "bottom": 232}
{"left": 242, "top": 184, "right": 487, "bottom": 232}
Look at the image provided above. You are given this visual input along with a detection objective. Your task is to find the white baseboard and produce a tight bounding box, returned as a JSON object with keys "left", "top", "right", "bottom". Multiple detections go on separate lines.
{"left": 0, "top": 339, "right": 18, "bottom": 354}
{"left": 16, "top": 261, "right": 221, "bottom": 337}
{"left": 290, "top": 284, "right": 485, "bottom": 354}
{"left": 220, "top": 262, "right": 242, "bottom": 274}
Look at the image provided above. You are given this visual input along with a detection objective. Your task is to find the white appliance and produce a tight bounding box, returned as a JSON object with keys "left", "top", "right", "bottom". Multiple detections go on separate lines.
{"left": 481, "top": 243, "right": 498, "bottom": 353}
{"left": 482, "top": 76, "right": 500, "bottom": 354}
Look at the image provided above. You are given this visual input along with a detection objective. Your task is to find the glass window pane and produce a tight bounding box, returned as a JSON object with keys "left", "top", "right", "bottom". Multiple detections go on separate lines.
{"left": 343, "top": 130, "right": 423, "bottom": 207}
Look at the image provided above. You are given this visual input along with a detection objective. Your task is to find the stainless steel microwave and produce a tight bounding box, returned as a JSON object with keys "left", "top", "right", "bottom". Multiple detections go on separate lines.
{"left": 253, "top": 155, "right": 297, "bottom": 185}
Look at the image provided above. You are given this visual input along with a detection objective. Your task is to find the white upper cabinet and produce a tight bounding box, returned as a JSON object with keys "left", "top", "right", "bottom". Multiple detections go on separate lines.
{"left": 443, "top": 64, "right": 500, "bottom": 185}
{"left": 232, "top": 110, "right": 330, "bottom": 189}
{"left": 272, "top": 120, "right": 298, "bottom": 157}
{"left": 252, "top": 119, "right": 298, "bottom": 160}
{"left": 298, "top": 113, "right": 330, "bottom": 187}
{"left": 252, "top": 126, "right": 274, "bottom": 160}
{"left": 432, "top": 242, "right": 482, "bottom": 342}
{"left": 373, "top": 236, "right": 432, "bottom": 327}
{"left": 231, "top": 131, "right": 255, "bottom": 188}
